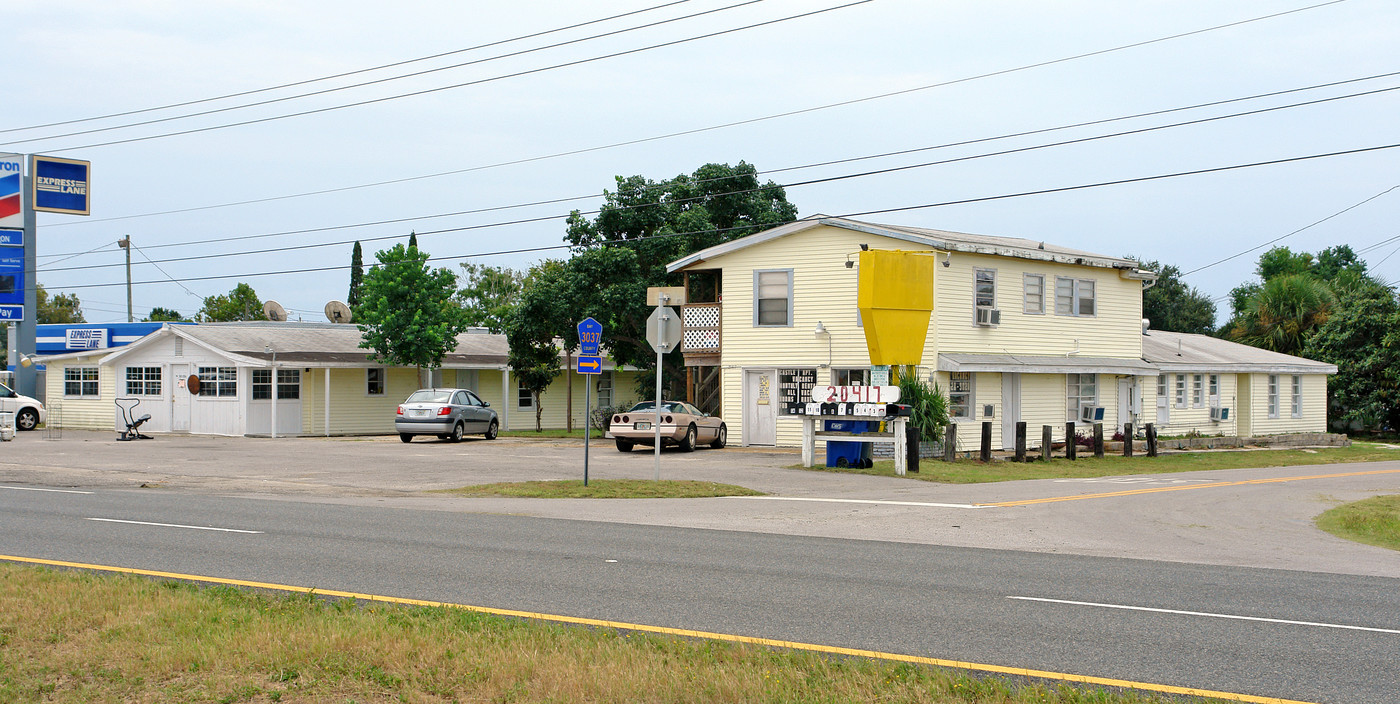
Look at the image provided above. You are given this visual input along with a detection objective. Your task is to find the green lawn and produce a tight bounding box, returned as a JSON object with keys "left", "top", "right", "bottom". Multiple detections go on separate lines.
{"left": 1316, "top": 494, "right": 1400, "bottom": 551}
{"left": 802, "top": 442, "right": 1400, "bottom": 484}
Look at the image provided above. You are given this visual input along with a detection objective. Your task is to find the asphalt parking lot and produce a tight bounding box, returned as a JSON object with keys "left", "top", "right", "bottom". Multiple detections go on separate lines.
{"left": 3, "top": 430, "right": 1399, "bottom": 577}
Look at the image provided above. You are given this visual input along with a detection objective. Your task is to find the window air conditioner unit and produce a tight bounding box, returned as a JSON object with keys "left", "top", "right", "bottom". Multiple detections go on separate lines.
{"left": 1210, "top": 406, "right": 1230, "bottom": 422}
{"left": 1080, "top": 405, "right": 1105, "bottom": 423}
{"left": 975, "top": 306, "right": 1001, "bottom": 327}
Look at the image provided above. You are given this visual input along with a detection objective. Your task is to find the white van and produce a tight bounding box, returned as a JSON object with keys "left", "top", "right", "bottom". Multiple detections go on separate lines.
{"left": 0, "top": 381, "right": 45, "bottom": 431}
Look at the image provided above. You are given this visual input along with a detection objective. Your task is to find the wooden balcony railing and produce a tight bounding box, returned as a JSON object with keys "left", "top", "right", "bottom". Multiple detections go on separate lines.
{"left": 681, "top": 302, "right": 721, "bottom": 361}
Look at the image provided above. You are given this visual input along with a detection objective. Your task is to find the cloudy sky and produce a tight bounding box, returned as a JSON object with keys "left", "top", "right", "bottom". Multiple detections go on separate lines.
{"left": 4, "top": 0, "right": 1397, "bottom": 325}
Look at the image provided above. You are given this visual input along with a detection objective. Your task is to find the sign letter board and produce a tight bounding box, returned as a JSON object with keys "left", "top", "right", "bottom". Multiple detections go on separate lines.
{"left": 0, "top": 250, "right": 23, "bottom": 321}
{"left": 31, "top": 155, "right": 91, "bottom": 215}
{"left": 778, "top": 368, "right": 818, "bottom": 415}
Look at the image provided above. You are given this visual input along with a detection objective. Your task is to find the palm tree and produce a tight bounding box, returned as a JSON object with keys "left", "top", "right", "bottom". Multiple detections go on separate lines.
{"left": 1228, "top": 274, "right": 1335, "bottom": 355}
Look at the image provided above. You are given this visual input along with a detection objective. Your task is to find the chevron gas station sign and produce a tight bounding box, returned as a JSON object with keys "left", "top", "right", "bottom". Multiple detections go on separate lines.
{"left": 0, "top": 154, "right": 21, "bottom": 230}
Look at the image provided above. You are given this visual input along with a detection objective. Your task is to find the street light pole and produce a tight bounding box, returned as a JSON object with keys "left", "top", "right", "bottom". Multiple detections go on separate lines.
{"left": 117, "top": 237, "right": 132, "bottom": 322}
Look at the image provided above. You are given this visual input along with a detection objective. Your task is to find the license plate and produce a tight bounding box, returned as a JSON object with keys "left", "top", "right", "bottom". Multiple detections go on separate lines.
{"left": 411, "top": 409, "right": 429, "bottom": 418}
{"left": 634, "top": 421, "right": 651, "bottom": 430}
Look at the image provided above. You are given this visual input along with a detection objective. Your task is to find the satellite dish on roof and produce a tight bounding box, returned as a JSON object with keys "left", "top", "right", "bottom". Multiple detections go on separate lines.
{"left": 324, "top": 300, "right": 353, "bottom": 324}
{"left": 263, "top": 300, "right": 287, "bottom": 322}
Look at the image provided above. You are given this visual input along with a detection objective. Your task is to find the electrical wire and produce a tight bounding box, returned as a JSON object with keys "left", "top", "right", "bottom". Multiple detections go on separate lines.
{"left": 42, "top": 0, "right": 1361, "bottom": 231}
{"left": 1, "top": 0, "right": 771, "bottom": 146}
{"left": 35, "top": 81, "right": 1400, "bottom": 274}
{"left": 19, "top": 1, "right": 875, "bottom": 153}
{"left": 0, "top": 1, "right": 694, "bottom": 135}
{"left": 34, "top": 140, "right": 1400, "bottom": 292}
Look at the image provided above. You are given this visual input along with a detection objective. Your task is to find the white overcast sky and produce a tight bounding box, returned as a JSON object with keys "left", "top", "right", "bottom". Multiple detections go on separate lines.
{"left": 4, "top": 0, "right": 1398, "bottom": 324}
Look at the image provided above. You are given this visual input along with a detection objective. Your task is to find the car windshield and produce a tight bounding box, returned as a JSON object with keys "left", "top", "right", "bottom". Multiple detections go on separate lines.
{"left": 627, "top": 401, "right": 684, "bottom": 414}
{"left": 407, "top": 390, "right": 453, "bottom": 404}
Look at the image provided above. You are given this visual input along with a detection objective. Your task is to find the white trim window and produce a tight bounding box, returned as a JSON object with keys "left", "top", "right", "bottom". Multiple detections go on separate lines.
{"left": 366, "top": 368, "right": 386, "bottom": 396}
{"left": 197, "top": 367, "right": 237, "bottom": 398}
{"left": 1291, "top": 375, "right": 1302, "bottom": 418}
{"left": 517, "top": 379, "right": 535, "bottom": 410}
{"left": 596, "top": 372, "right": 614, "bottom": 408}
{"left": 974, "top": 268, "right": 996, "bottom": 309}
{"left": 948, "top": 372, "right": 974, "bottom": 420}
{"left": 1267, "top": 374, "right": 1279, "bottom": 418}
{"left": 276, "top": 369, "right": 300, "bottom": 400}
{"left": 833, "top": 368, "right": 870, "bottom": 386}
{"left": 1023, "top": 273, "right": 1045, "bottom": 314}
{"left": 124, "top": 366, "right": 162, "bottom": 396}
{"left": 1192, "top": 374, "right": 1204, "bottom": 408}
{"left": 1055, "top": 277, "right": 1096, "bottom": 316}
{"left": 64, "top": 366, "right": 99, "bottom": 398}
{"left": 1174, "top": 374, "right": 1187, "bottom": 409}
{"left": 1067, "top": 373, "right": 1097, "bottom": 422}
{"left": 1209, "top": 374, "right": 1219, "bottom": 400}
{"left": 753, "top": 269, "right": 793, "bottom": 327}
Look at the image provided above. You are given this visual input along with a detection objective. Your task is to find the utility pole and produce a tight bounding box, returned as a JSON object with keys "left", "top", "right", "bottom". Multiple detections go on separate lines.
{"left": 117, "top": 236, "right": 132, "bottom": 322}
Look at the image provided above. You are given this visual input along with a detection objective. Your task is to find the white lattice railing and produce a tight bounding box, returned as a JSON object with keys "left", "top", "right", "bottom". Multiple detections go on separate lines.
{"left": 682, "top": 303, "right": 721, "bottom": 353}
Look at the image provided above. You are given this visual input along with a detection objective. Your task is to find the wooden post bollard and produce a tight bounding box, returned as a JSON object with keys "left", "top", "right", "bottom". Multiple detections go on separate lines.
{"left": 1146, "top": 423, "right": 1158, "bottom": 457}
{"left": 1123, "top": 423, "right": 1134, "bottom": 457}
{"left": 906, "top": 422, "right": 920, "bottom": 473}
{"left": 1041, "top": 425, "right": 1052, "bottom": 462}
{"left": 980, "top": 421, "right": 992, "bottom": 462}
{"left": 1015, "top": 421, "right": 1027, "bottom": 463}
{"left": 1093, "top": 423, "right": 1104, "bottom": 458}
{"left": 1065, "top": 422, "right": 1077, "bottom": 460}
{"left": 944, "top": 424, "right": 957, "bottom": 462}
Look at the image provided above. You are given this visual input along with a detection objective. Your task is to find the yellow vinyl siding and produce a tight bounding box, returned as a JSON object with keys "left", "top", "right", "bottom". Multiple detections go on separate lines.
{"left": 513, "top": 369, "right": 644, "bottom": 431}
{"left": 44, "top": 356, "right": 116, "bottom": 430}
{"left": 1155, "top": 373, "right": 1238, "bottom": 437}
{"left": 1247, "top": 373, "right": 1328, "bottom": 435}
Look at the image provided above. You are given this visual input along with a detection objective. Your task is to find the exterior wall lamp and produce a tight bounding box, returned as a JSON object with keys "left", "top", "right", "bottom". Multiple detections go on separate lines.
{"left": 814, "top": 321, "right": 831, "bottom": 367}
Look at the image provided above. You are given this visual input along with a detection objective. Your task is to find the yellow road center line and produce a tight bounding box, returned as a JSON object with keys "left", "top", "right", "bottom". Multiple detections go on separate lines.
{"left": 0, "top": 553, "right": 1314, "bottom": 704}
{"left": 981, "top": 469, "right": 1400, "bottom": 507}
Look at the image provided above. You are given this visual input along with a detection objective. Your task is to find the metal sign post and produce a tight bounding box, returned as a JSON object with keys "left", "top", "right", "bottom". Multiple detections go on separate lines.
{"left": 645, "top": 292, "right": 683, "bottom": 481}
{"left": 576, "top": 317, "right": 603, "bottom": 487}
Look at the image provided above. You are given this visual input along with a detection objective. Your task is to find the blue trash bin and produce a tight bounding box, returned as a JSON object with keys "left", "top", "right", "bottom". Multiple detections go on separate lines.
{"left": 825, "top": 419, "right": 868, "bottom": 468}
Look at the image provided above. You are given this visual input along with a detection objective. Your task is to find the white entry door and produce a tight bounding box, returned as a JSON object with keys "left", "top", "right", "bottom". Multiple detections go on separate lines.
{"left": 171, "top": 364, "right": 190, "bottom": 432}
{"left": 743, "top": 369, "right": 777, "bottom": 446}
{"left": 1001, "top": 373, "right": 1020, "bottom": 449}
{"left": 1155, "top": 374, "right": 1170, "bottom": 427}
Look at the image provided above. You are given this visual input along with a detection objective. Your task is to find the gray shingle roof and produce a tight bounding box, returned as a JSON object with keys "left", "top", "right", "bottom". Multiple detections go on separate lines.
{"left": 1141, "top": 330, "right": 1336, "bottom": 374}
{"left": 177, "top": 322, "right": 509, "bottom": 366}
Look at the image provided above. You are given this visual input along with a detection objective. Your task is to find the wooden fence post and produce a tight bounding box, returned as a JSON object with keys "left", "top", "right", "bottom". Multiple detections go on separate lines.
{"left": 1015, "top": 422, "right": 1026, "bottom": 463}
{"left": 1123, "top": 423, "right": 1134, "bottom": 457}
{"left": 1065, "top": 421, "right": 1077, "bottom": 460}
{"left": 944, "top": 424, "right": 957, "bottom": 463}
{"left": 980, "top": 421, "right": 992, "bottom": 462}
{"left": 1041, "top": 425, "right": 1052, "bottom": 462}
{"left": 1093, "top": 423, "right": 1104, "bottom": 458}
{"left": 1146, "top": 423, "right": 1158, "bottom": 457}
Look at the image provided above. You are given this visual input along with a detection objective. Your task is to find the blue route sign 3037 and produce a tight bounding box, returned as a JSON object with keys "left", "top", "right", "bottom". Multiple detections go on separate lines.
{"left": 577, "top": 317, "right": 602, "bottom": 357}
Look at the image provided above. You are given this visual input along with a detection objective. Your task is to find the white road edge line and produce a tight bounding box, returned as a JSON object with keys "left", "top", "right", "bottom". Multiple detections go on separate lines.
{"left": 0, "top": 486, "right": 94, "bottom": 494}
{"left": 1008, "top": 596, "right": 1400, "bottom": 635}
{"left": 733, "top": 496, "right": 990, "bottom": 509}
{"left": 85, "top": 518, "right": 264, "bottom": 534}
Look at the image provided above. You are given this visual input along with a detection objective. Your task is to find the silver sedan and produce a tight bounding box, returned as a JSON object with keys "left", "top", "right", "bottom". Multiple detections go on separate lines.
{"left": 395, "top": 388, "right": 499, "bottom": 443}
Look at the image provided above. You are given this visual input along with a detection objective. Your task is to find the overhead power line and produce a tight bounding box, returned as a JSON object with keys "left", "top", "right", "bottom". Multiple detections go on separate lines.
{"left": 35, "top": 140, "right": 1400, "bottom": 293}
{"left": 18, "top": 1, "right": 875, "bottom": 153}
{"left": 0, "top": 0, "right": 771, "bottom": 146}
{"left": 36, "top": 79, "right": 1400, "bottom": 273}
{"left": 43, "top": 0, "right": 1356, "bottom": 230}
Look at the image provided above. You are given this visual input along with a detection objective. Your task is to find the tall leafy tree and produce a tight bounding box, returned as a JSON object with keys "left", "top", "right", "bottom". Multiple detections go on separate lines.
{"left": 505, "top": 261, "right": 567, "bottom": 430}
{"left": 1226, "top": 274, "right": 1335, "bottom": 355}
{"left": 1131, "top": 258, "right": 1216, "bottom": 335}
{"left": 354, "top": 243, "right": 468, "bottom": 382}
{"left": 457, "top": 262, "right": 525, "bottom": 332}
{"left": 1305, "top": 280, "right": 1400, "bottom": 432}
{"left": 145, "top": 307, "right": 189, "bottom": 322}
{"left": 197, "top": 283, "right": 263, "bottom": 322}
{"left": 348, "top": 241, "right": 365, "bottom": 307}
{"left": 36, "top": 284, "right": 85, "bottom": 324}
{"left": 562, "top": 161, "right": 798, "bottom": 394}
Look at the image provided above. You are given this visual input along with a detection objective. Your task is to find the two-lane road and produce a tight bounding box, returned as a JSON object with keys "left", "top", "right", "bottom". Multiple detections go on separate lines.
{"left": 4, "top": 484, "right": 1397, "bottom": 703}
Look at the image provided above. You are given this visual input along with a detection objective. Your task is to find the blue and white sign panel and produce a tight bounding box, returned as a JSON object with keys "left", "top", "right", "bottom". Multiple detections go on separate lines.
{"left": 575, "top": 355, "right": 603, "bottom": 375}
{"left": 0, "top": 250, "right": 21, "bottom": 321}
{"left": 31, "top": 155, "right": 90, "bottom": 215}
{"left": 0, "top": 154, "right": 22, "bottom": 229}
{"left": 577, "top": 317, "right": 602, "bottom": 357}
{"left": 66, "top": 328, "right": 109, "bottom": 350}
{"left": 0, "top": 230, "right": 20, "bottom": 247}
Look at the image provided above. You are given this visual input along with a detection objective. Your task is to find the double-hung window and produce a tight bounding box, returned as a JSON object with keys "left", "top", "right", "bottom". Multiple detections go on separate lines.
{"left": 125, "top": 366, "right": 162, "bottom": 396}
{"left": 1067, "top": 373, "right": 1097, "bottom": 422}
{"left": 1291, "top": 375, "right": 1302, "bottom": 418}
{"left": 517, "top": 379, "right": 534, "bottom": 410}
{"left": 1023, "top": 274, "right": 1044, "bottom": 314}
{"left": 366, "top": 368, "right": 385, "bottom": 396}
{"left": 974, "top": 269, "right": 996, "bottom": 309}
{"left": 1192, "top": 374, "right": 1204, "bottom": 408}
{"left": 64, "top": 366, "right": 99, "bottom": 398}
{"left": 948, "top": 372, "right": 973, "bottom": 420}
{"left": 596, "top": 372, "right": 614, "bottom": 408}
{"left": 1054, "top": 277, "right": 1096, "bottom": 316}
{"left": 1208, "top": 374, "right": 1219, "bottom": 402}
{"left": 1174, "top": 374, "right": 1186, "bottom": 409}
{"left": 197, "top": 367, "right": 237, "bottom": 397}
{"left": 1267, "top": 375, "right": 1279, "bottom": 418}
{"left": 753, "top": 269, "right": 793, "bottom": 326}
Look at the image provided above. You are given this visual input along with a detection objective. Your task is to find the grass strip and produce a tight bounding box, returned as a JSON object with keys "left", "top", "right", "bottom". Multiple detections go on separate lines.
{"left": 1315, "top": 494, "right": 1400, "bottom": 551}
{"left": 0, "top": 562, "right": 1236, "bottom": 704}
{"left": 801, "top": 443, "right": 1400, "bottom": 484}
{"left": 433, "top": 478, "right": 763, "bottom": 499}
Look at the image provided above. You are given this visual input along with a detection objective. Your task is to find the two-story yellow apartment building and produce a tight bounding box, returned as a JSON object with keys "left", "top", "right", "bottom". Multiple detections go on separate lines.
{"left": 667, "top": 215, "right": 1335, "bottom": 450}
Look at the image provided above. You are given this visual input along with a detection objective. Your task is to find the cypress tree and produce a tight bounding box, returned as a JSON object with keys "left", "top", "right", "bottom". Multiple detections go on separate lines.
{"left": 348, "top": 241, "right": 364, "bottom": 307}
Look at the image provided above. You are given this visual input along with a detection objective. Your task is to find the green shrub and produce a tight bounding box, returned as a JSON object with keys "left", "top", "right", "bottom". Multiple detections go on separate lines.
{"left": 897, "top": 367, "right": 949, "bottom": 443}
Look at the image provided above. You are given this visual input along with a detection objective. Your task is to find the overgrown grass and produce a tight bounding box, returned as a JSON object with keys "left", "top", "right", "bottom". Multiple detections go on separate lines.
{"left": 803, "top": 443, "right": 1400, "bottom": 484}
{"left": 433, "top": 479, "right": 763, "bottom": 499}
{"left": 1316, "top": 494, "right": 1400, "bottom": 551}
{"left": 0, "top": 562, "right": 1233, "bottom": 703}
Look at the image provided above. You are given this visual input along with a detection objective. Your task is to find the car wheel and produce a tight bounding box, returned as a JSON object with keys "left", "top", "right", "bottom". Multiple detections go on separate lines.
{"left": 485, "top": 419, "right": 499, "bottom": 440}
{"left": 679, "top": 424, "right": 697, "bottom": 452}
{"left": 615, "top": 438, "right": 634, "bottom": 452}
{"left": 399, "top": 433, "right": 413, "bottom": 443}
{"left": 710, "top": 423, "right": 727, "bottom": 449}
{"left": 17, "top": 408, "right": 39, "bottom": 431}
{"left": 449, "top": 423, "right": 464, "bottom": 443}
